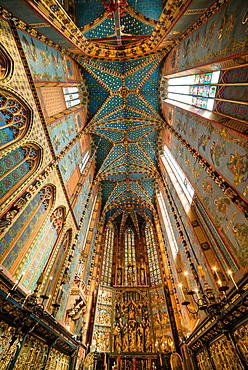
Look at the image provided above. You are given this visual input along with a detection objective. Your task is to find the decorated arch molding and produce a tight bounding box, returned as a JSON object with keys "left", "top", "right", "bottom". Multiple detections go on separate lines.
{"left": 0, "top": 142, "right": 42, "bottom": 207}
{"left": 0, "top": 43, "right": 14, "bottom": 82}
{"left": 0, "top": 87, "right": 33, "bottom": 151}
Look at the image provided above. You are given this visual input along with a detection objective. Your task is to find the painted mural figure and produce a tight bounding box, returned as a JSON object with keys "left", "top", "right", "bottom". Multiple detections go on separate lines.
{"left": 214, "top": 196, "right": 230, "bottom": 219}
{"left": 210, "top": 141, "right": 226, "bottom": 166}
{"left": 21, "top": 35, "right": 38, "bottom": 62}
{"left": 202, "top": 177, "right": 213, "bottom": 195}
{"left": 198, "top": 133, "right": 210, "bottom": 151}
{"left": 233, "top": 223, "right": 248, "bottom": 251}
{"left": 227, "top": 152, "right": 248, "bottom": 186}
{"left": 202, "top": 21, "right": 215, "bottom": 52}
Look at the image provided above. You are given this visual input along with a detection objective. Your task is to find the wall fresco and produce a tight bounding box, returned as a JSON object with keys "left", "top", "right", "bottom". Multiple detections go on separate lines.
{"left": 170, "top": 134, "right": 248, "bottom": 269}
{"left": 164, "top": 0, "right": 248, "bottom": 74}
{"left": 18, "top": 30, "right": 66, "bottom": 82}
{"left": 58, "top": 142, "right": 82, "bottom": 184}
{"left": 73, "top": 163, "right": 94, "bottom": 224}
{"left": 171, "top": 107, "right": 248, "bottom": 198}
{"left": 47, "top": 113, "right": 77, "bottom": 155}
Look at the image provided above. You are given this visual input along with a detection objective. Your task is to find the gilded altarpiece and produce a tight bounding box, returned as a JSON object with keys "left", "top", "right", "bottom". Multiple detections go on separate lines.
{"left": 149, "top": 285, "right": 174, "bottom": 353}
{"left": 92, "top": 285, "right": 114, "bottom": 353}
{"left": 113, "top": 288, "right": 153, "bottom": 353}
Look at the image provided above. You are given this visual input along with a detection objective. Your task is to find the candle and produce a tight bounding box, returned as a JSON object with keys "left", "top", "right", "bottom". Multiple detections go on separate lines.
{"left": 179, "top": 283, "right": 186, "bottom": 300}
{"left": 12, "top": 271, "right": 25, "bottom": 290}
{"left": 212, "top": 267, "right": 222, "bottom": 286}
{"left": 45, "top": 294, "right": 52, "bottom": 309}
{"left": 194, "top": 288, "right": 200, "bottom": 300}
{"left": 44, "top": 276, "right": 53, "bottom": 296}
{"left": 227, "top": 270, "right": 239, "bottom": 290}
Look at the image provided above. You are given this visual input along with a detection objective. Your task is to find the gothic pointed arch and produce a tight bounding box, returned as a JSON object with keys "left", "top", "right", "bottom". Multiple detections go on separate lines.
{"left": 0, "top": 87, "right": 33, "bottom": 150}
{"left": 42, "top": 228, "right": 73, "bottom": 303}
{"left": 101, "top": 222, "right": 115, "bottom": 286}
{"left": 0, "top": 142, "right": 42, "bottom": 207}
{"left": 19, "top": 205, "right": 66, "bottom": 290}
{"left": 144, "top": 221, "right": 162, "bottom": 286}
{"left": 123, "top": 226, "right": 138, "bottom": 286}
{"left": 0, "top": 43, "right": 14, "bottom": 82}
{"left": 0, "top": 185, "right": 55, "bottom": 274}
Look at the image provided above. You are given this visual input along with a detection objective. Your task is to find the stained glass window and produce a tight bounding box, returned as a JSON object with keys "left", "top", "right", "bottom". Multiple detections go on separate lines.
{"left": 79, "top": 150, "right": 90, "bottom": 173}
{"left": 0, "top": 144, "right": 40, "bottom": 207}
{"left": 101, "top": 223, "right": 114, "bottom": 286}
{"left": 167, "top": 71, "right": 220, "bottom": 111}
{"left": 63, "top": 87, "right": 80, "bottom": 108}
{"left": 145, "top": 222, "right": 162, "bottom": 286}
{"left": 124, "top": 228, "right": 137, "bottom": 286}
{"left": 162, "top": 145, "right": 194, "bottom": 212}
{"left": 157, "top": 192, "right": 178, "bottom": 259}
{"left": 0, "top": 186, "right": 54, "bottom": 282}
{"left": 0, "top": 89, "right": 31, "bottom": 150}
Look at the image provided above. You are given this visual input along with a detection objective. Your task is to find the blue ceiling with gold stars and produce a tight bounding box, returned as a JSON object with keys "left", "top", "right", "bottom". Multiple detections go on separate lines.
{"left": 81, "top": 53, "right": 164, "bottom": 234}
{"left": 69, "top": 0, "right": 220, "bottom": 235}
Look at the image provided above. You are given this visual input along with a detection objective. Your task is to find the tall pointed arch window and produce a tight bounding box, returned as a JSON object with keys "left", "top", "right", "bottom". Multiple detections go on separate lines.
{"left": 44, "top": 229, "right": 72, "bottom": 302}
{"left": 124, "top": 228, "right": 137, "bottom": 286}
{"left": 0, "top": 185, "right": 54, "bottom": 275}
{"left": 161, "top": 145, "right": 194, "bottom": 212}
{"left": 167, "top": 71, "right": 220, "bottom": 111}
{"left": 0, "top": 88, "right": 32, "bottom": 150}
{"left": 157, "top": 192, "right": 178, "bottom": 260}
{"left": 0, "top": 144, "right": 41, "bottom": 206}
{"left": 20, "top": 206, "right": 65, "bottom": 290}
{"left": 101, "top": 223, "right": 114, "bottom": 286}
{"left": 145, "top": 222, "right": 162, "bottom": 286}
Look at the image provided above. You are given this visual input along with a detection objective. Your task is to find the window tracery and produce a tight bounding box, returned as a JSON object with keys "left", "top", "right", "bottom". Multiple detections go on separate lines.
{"left": 0, "top": 143, "right": 41, "bottom": 206}
{"left": 0, "top": 88, "right": 32, "bottom": 149}
{"left": 63, "top": 86, "right": 80, "bottom": 108}
{"left": 157, "top": 191, "right": 178, "bottom": 259}
{"left": 162, "top": 144, "right": 194, "bottom": 212}
{"left": 167, "top": 71, "right": 220, "bottom": 111}
{"left": 124, "top": 228, "right": 137, "bottom": 286}
{"left": 43, "top": 229, "right": 72, "bottom": 300}
{"left": 0, "top": 185, "right": 54, "bottom": 271}
{"left": 20, "top": 206, "right": 65, "bottom": 290}
{"left": 145, "top": 222, "right": 162, "bottom": 286}
{"left": 101, "top": 223, "right": 114, "bottom": 286}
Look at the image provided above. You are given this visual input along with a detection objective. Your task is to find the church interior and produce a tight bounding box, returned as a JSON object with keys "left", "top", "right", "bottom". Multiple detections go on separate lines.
{"left": 0, "top": 0, "right": 247, "bottom": 369}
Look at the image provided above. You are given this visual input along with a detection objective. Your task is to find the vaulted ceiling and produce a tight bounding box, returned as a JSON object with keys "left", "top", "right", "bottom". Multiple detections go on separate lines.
{"left": 73, "top": 0, "right": 221, "bottom": 234}
{"left": 2, "top": 0, "right": 221, "bottom": 234}
{"left": 82, "top": 54, "right": 164, "bottom": 234}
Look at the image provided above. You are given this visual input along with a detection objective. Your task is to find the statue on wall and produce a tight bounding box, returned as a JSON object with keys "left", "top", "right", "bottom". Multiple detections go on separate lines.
{"left": 113, "top": 289, "right": 153, "bottom": 353}
{"left": 122, "top": 323, "right": 129, "bottom": 352}
{"left": 129, "top": 321, "right": 137, "bottom": 352}
{"left": 127, "top": 265, "right": 134, "bottom": 285}
{"left": 139, "top": 259, "right": 146, "bottom": 285}
{"left": 113, "top": 323, "right": 122, "bottom": 352}
{"left": 145, "top": 321, "right": 151, "bottom": 352}
{"left": 137, "top": 322, "right": 144, "bottom": 352}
